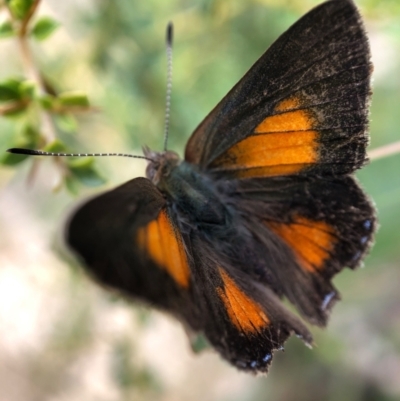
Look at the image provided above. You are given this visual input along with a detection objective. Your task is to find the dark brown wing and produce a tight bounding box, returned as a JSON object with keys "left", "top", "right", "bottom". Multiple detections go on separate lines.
{"left": 185, "top": 0, "right": 371, "bottom": 179}
{"left": 66, "top": 177, "right": 200, "bottom": 329}
{"left": 221, "top": 175, "right": 376, "bottom": 326}
{"left": 187, "top": 231, "right": 313, "bottom": 373}
{"left": 66, "top": 177, "right": 313, "bottom": 373}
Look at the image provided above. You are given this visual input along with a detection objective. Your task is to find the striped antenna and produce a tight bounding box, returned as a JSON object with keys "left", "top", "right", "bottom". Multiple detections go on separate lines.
{"left": 7, "top": 26, "right": 175, "bottom": 162}
{"left": 163, "top": 22, "right": 173, "bottom": 151}
{"left": 7, "top": 148, "right": 155, "bottom": 162}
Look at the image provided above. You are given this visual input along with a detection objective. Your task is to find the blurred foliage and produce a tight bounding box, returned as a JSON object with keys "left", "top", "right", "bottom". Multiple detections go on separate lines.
{"left": 0, "top": 0, "right": 400, "bottom": 401}
{"left": 0, "top": 0, "right": 101, "bottom": 193}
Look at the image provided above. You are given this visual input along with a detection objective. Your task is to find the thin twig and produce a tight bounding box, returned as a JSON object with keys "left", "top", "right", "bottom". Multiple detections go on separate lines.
{"left": 19, "top": 0, "right": 40, "bottom": 37}
{"left": 369, "top": 141, "right": 400, "bottom": 161}
{"left": 14, "top": 0, "right": 57, "bottom": 143}
{"left": 5, "top": 0, "right": 62, "bottom": 186}
{"left": 0, "top": 100, "right": 28, "bottom": 115}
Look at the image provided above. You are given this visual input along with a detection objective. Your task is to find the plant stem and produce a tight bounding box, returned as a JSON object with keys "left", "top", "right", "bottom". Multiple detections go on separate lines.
{"left": 14, "top": 0, "right": 57, "bottom": 143}
{"left": 369, "top": 141, "right": 400, "bottom": 162}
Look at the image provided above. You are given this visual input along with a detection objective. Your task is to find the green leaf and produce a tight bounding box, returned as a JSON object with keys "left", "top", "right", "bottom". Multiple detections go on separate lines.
{"left": 0, "top": 21, "right": 15, "bottom": 38}
{"left": 22, "top": 124, "right": 41, "bottom": 142}
{"left": 1, "top": 151, "right": 28, "bottom": 166}
{"left": 31, "top": 16, "right": 60, "bottom": 41}
{"left": 44, "top": 139, "right": 67, "bottom": 153}
{"left": 0, "top": 78, "right": 23, "bottom": 102}
{"left": 1, "top": 125, "right": 41, "bottom": 166}
{"left": 67, "top": 156, "right": 95, "bottom": 169}
{"left": 58, "top": 91, "right": 90, "bottom": 108}
{"left": 67, "top": 157, "right": 106, "bottom": 187}
{"left": 6, "top": 0, "right": 35, "bottom": 20}
{"left": 39, "top": 94, "right": 56, "bottom": 110}
{"left": 0, "top": 78, "right": 36, "bottom": 101}
{"left": 19, "top": 80, "right": 36, "bottom": 100}
{"left": 0, "top": 78, "right": 36, "bottom": 117}
{"left": 54, "top": 113, "right": 78, "bottom": 133}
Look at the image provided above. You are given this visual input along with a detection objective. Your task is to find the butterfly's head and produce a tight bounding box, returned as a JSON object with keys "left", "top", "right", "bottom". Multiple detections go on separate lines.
{"left": 143, "top": 146, "right": 181, "bottom": 186}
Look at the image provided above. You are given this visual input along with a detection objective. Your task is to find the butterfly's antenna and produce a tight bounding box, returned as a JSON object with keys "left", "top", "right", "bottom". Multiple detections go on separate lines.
{"left": 163, "top": 22, "right": 173, "bottom": 151}
{"left": 7, "top": 148, "right": 156, "bottom": 162}
{"left": 7, "top": 27, "right": 176, "bottom": 162}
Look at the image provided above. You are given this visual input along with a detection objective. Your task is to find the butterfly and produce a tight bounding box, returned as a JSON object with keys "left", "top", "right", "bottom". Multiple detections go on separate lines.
{"left": 48, "top": 0, "right": 377, "bottom": 373}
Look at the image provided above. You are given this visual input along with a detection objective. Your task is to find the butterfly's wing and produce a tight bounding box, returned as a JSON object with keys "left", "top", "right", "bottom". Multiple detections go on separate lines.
{"left": 187, "top": 232, "right": 313, "bottom": 373}
{"left": 66, "top": 0, "right": 374, "bottom": 373}
{"left": 185, "top": 0, "right": 375, "bottom": 325}
{"left": 185, "top": 0, "right": 371, "bottom": 178}
{"left": 67, "top": 177, "right": 200, "bottom": 329}
{"left": 224, "top": 175, "right": 375, "bottom": 326}
{"left": 67, "top": 177, "right": 313, "bottom": 374}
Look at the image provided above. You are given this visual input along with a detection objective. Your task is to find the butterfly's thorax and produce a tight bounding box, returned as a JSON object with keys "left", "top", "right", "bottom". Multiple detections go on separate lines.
{"left": 145, "top": 150, "right": 227, "bottom": 225}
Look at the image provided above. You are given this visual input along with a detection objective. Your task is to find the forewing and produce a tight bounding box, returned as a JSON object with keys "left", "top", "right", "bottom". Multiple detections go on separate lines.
{"left": 67, "top": 177, "right": 200, "bottom": 328}
{"left": 185, "top": 0, "right": 371, "bottom": 178}
{"left": 225, "top": 175, "right": 376, "bottom": 325}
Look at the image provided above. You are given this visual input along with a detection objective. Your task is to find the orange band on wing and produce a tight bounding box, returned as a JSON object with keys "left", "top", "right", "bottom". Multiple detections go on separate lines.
{"left": 217, "top": 268, "right": 269, "bottom": 333}
{"left": 137, "top": 210, "right": 190, "bottom": 288}
{"left": 211, "top": 96, "right": 318, "bottom": 178}
{"left": 230, "top": 164, "right": 311, "bottom": 179}
{"left": 257, "top": 95, "right": 312, "bottom": 132}
{"left": 267, "top": 216, "right": 336, "bottom": 272}
{"left": 274, "top": 96, "right": 300, "bottom": 112}
{"left": 216, "top": 131, "right": 316, "bottom": 168}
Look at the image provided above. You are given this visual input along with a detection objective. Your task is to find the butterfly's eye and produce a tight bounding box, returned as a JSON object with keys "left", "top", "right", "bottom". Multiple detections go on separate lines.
{"left": 145, "top": 162, "right": 157, "bottom": 181}
{"left": 161, "top": 164, "right": 169, "bottom": 175}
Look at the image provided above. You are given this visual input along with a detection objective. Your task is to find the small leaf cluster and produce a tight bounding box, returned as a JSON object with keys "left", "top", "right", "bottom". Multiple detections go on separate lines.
{"left": 0, "top": 0, "right": 104, "bottom": 193}
{"left": 2, "top": 0, "right": 59, "bottom": 39}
